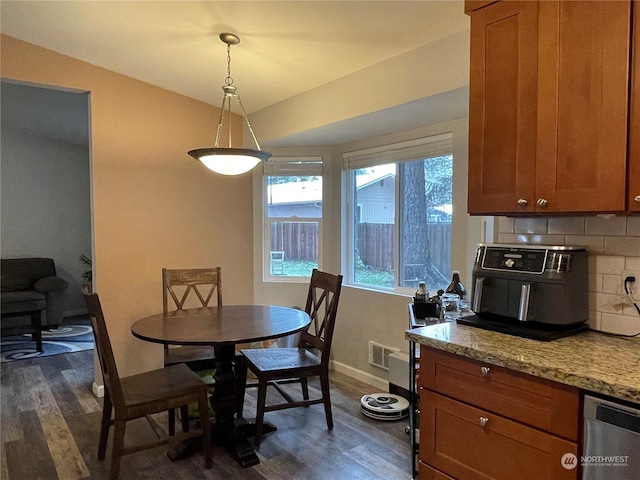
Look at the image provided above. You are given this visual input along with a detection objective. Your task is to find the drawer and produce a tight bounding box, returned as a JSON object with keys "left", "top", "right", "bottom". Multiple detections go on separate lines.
{"left": 419, "top": 347, "right": 579, "bottom": 440}
{"left": 420, "top": 391, "right": 578, "bottom": 480}
{"left": 419, "top": 460, "right": 455, "bottom": 479}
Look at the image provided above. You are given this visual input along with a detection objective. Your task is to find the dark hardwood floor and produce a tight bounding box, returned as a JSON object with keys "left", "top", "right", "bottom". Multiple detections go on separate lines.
{"left": 1, "top": 350, "right": 411, "bottom": 479}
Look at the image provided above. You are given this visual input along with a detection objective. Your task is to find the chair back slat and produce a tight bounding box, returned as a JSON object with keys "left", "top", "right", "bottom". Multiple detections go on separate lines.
{"left": 299, "top": 269, "right": 343, "bottom": 364}
{"left": 162, "top": 267, "right": 222, "bottom": 313}
{"left": 83, "top": 292, "right": 125, "bottom": 407}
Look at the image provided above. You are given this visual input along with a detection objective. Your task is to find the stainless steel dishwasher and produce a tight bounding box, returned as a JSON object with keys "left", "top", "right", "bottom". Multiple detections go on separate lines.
{"left": 583, "top": 394, "right": 640, "bottom": 480}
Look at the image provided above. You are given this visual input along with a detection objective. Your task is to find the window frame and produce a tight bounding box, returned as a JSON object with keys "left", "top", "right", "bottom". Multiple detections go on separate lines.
{"left": 262, "top": 156, "right": 324, "bottom": 283}
{"left": 343, "top": 133, "right": 454, "bottom": 294}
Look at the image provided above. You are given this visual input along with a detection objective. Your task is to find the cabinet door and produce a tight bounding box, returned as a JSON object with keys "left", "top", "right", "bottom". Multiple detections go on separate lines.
{"left": 467, "top": 1, "right": 538, "bottom": 214}
{"left": 420, "top": 391, "right": 579, "bottom": 480}
{"left": 629, "top": 2, "right": 640, "bottom": 212}
{"left": 536, "top": 1, "right": 631, "bottom": 212}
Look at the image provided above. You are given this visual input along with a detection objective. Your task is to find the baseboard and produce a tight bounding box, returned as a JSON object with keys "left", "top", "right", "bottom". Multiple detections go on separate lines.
{"left": 330, "top": 359, "right": 388, "bottom": 391}
{"left": 92, "top": 382, "right": 104, "bottom": 398}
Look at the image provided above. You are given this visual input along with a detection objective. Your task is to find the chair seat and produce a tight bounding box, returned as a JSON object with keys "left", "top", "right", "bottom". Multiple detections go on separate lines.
{"left": 164, "top": 345, "right": 216, "bottom": 366}
{"left": 241, "top": 347, "right": 321, "bottom": 373}
{"left": 121, "top": 363, "right": 210, "bottom": 411}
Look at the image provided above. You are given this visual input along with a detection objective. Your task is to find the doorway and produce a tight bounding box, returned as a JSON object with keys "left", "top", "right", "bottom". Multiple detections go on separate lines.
{"left": 0, "top": 79, "right": 93, "bottom": 359}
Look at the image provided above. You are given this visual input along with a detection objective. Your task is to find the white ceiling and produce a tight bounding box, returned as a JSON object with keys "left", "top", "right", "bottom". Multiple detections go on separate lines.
{"left": 1, "top": 1, "right": 470, "bottom": 147}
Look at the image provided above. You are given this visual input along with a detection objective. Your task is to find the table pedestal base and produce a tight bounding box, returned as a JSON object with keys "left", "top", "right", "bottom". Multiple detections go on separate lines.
{"left": 165, "top": 419, "right": 277, "bottom": 467}
{"left": 228, "top": 418, "right": 277, "bottom": 466}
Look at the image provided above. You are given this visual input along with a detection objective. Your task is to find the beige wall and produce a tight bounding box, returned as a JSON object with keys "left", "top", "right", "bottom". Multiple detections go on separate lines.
{"left": 251, "top": 29, "right": 470, "bottom": 144}
{"left": 1, "top": 34, "right": 253, "bottom": 379}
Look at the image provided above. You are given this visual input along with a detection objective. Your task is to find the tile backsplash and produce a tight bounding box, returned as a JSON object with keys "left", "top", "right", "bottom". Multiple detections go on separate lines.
{"left": 496, "top": 215, "right": 640, "bottom": 336}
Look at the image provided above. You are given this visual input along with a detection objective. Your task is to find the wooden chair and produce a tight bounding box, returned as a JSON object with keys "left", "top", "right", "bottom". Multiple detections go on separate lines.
{"left": 162, "top": 267, "right": 222, "bottom": 367}
{"left": 240, "top": 269, "right": 343, "bottom": 447}
{"left": 83, "top": 292, "right": 212, "bottom": 480}
{"left": 163, "top": 267, "right": 221, "bottom": 434}
{"left": 163, "top": 267, "right": 244, "bottom": 429}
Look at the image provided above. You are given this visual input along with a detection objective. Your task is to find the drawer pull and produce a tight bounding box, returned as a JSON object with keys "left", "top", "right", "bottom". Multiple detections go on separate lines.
{"left": 480, "top": 366, "right": 490, "bottom": 376}
{"left": 479, "top": 416, "right": 489, "bottom": 427}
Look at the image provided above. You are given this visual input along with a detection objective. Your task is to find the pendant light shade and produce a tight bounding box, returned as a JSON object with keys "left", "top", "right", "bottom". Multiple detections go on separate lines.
{"left": 189, "top": 33, "right": 271, "bottom": 175}
{"left": 188, "top": 148, "right": 270, "bottom": 175}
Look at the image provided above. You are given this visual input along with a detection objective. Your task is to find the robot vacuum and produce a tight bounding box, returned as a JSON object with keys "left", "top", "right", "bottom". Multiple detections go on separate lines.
{"left": 360, "top": 393, "right": 410, "bottom": 421}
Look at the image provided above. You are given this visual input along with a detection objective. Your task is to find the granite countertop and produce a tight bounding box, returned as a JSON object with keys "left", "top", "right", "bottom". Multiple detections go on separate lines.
{"left": 406, "top": 322, "right": 640, "bottom": 404}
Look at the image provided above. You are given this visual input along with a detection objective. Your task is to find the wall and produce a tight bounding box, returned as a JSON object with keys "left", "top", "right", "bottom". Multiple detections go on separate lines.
{"left": 497, "top": 216, "right": 640, "bottom": 336}
{"left": 253, "top": 119, "right": 481, "bottom": 389}
{"left": 251, "top": 29, "right": 470, "bottom": 145}
{"left": 1, "top": 128, "right": 91, "bottom": 316}
{"left": 330, "top": 119, "right": 480, "bottom": 387}
{"left": 1, "top": 34, "right": 253, "bottom": 381}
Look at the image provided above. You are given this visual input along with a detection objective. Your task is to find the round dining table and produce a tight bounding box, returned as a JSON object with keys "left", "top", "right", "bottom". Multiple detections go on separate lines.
{"left": 131, "top": 305, "right": 311, "bottom": 467}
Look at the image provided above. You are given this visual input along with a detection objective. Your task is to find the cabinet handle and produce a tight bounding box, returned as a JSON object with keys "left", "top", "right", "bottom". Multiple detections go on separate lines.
{"left": 536, "top": 198, "right": 548, "bottom": 207}
{"left": 479, "top": 416, "right": 489, "bottom": 427}
{"left": 635, "top": 195, "right": 640, "bottom": 204}
{"left": 517, "top": 198, "right": 528, "bottom": 207}
{"left": 480, "top": 366, "right": 490, "bottom": 376}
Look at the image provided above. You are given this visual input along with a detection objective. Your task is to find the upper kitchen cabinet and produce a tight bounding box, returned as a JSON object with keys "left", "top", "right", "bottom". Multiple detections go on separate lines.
{"left": 467, "top": 0, "right": 632, "bottom": 215}
{"left": 629, "top": 7, "right": 640, "bottom": 213}
{"left": 467, "top": 0, "right": 538, "bottom": 214}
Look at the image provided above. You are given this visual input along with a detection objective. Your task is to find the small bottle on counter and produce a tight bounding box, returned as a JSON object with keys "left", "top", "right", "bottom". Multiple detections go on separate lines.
{"left": 414, "top": 281, "right": 428, "bottom": 303}
{"left": 445, "top": 271, "right": 466, "bottom": 299}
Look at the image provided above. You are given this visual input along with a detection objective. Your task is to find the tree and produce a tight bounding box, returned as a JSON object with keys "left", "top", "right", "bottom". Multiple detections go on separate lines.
{"left": 402, "top": 159, "right": 449, "bottom": 290}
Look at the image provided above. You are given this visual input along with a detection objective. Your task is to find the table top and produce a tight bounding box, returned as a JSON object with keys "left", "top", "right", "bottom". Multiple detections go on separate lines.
{"left": 131, "top": 305, "right": 311, "bottom": 346}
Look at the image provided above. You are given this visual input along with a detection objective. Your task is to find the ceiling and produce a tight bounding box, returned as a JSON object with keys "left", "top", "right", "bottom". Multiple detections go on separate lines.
{"left": 1, "top": 1, "right": 470, "bottom": 147}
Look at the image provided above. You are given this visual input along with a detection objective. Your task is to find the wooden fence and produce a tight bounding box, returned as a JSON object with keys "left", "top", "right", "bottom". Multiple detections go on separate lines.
{"left": 270, "top": 221, "right": 451, "bottom": 276}
{"left": 357, "top": 223, "right": 451, "bottom": 275}
{"left": 270, "top": 222, "right": 318, "bottom": 261}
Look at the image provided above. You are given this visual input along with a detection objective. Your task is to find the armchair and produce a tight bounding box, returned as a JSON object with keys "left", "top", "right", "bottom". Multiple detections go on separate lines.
{"left": 1, "top": 257, "right": 69, "bottom": 330}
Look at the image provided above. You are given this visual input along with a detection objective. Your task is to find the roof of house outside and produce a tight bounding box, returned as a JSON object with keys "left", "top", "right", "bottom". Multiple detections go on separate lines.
{"left": 268, "top": 180, "right": 322, "bottom": 205}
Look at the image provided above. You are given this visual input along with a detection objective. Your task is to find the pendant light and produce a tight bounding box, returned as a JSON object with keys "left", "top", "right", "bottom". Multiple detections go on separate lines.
{"left": 188, "top": 33, "right": 271, "bottom": 175}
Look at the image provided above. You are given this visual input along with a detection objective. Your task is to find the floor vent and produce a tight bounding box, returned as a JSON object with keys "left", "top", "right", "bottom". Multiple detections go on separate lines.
{"left": 368, "top": 341, "right": 399, "bottom": 370}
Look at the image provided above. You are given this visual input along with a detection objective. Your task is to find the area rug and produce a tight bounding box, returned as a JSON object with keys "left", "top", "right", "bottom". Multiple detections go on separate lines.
{"left": 1, "top": 315, "right": 93, "bottom": 363}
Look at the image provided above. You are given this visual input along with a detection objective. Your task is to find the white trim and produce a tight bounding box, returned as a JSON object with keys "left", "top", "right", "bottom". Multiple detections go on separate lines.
{"left": 329, "top": 359, "right": 388, "bottom": 391}
{"left": 263, "top": 155, "right": 323, "bottom": 176}
{"left": 92, "top": 382, "right": 104, "bottom": 398}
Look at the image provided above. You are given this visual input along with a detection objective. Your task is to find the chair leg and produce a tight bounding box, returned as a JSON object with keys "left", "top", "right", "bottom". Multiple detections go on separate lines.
{"left": 110, "top": 418, "right": 126, "bottom": 480}
{"left": 254, "top": 377, "right": 268, "bottom": 448}
{"left": 320, "top": 372, "right": 333, "bottom": 430}
{"left": 168, "top": 408, "right": 176, "bottom": 436}
{"left": 300, "top": 377, "right": 309, "bottom": 401}
{"left": 180, "top": 406, "right": 190, "bottom": 432}
{"left": 234, "top": 357, "right": 247, "bottom": 419}
{"left": 198, "top": 393, "right": 213, "bottom": 469}
{"left": 98, "top": 394, "right": 112, "bottom": 460}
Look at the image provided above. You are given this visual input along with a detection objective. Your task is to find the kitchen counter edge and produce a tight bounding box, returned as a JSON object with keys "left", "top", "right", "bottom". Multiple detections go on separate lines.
{"left": 406, "top": 322, "right": 640, "bottom": 404}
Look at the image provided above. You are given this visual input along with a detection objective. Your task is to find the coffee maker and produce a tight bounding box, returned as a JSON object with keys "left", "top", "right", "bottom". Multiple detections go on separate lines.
{"left": 457, "top": 244, "right": 589, "bottom": 340}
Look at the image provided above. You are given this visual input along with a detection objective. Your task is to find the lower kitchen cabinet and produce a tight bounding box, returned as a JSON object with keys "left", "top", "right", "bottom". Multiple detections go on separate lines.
{"left": 418, "top": 346, "right": 580, "bottom": 479}
{"left": 419, "top": 460, "right": 456, "bottom": 480}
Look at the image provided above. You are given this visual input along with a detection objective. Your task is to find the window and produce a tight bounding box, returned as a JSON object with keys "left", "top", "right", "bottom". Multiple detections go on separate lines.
{"left": 344, "top": 133, "right": 453, "bottom": 294}
{"left": 263, "top": 156, "right": 323, "bottom": 281}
